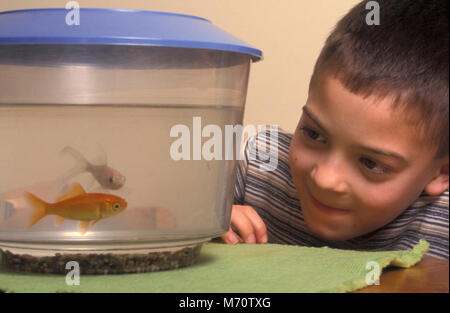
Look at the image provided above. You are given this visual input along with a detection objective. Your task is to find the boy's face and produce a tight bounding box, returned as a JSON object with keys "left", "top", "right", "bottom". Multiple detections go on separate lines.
{"left": 289, "top": 75, "right": 447, "bottom": 241}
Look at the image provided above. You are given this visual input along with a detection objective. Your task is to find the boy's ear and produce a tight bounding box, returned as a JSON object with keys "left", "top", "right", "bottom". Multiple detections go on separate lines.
{"left": 424, "top": 158, "right": 449, "bottom": 196}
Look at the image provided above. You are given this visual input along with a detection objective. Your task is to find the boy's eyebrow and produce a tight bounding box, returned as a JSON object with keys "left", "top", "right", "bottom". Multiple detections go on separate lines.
{"left": 359, "top": 146, "right": 407, "bottom": 163}
{"left": 302, "top": 106, "right": 407, "bottom": 163}
{"left": 302, "top": 106, "right": 328, "bottom": 133}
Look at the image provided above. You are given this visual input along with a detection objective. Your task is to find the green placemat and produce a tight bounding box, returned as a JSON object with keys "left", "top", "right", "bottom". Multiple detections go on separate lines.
{"left": 0, "top": 240, "right": 429, "bottom": 293}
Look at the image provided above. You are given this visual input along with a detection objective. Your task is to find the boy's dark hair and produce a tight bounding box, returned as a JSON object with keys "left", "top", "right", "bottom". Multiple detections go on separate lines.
{"left": 310, "top": 0, "right": 449, "bottom": 158}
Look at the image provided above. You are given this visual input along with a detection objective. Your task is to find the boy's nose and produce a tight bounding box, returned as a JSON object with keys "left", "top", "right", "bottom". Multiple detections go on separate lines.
{"left": 310, "top": 157, "right": 349, "bottom": 194}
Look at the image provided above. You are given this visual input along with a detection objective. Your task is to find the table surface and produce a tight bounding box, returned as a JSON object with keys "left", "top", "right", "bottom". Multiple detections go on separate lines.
{"left": 357, "top": 257, "right": 449, "bottom": 293}
{"left": 0, "top": 242, "right": 447, "bottom": 293}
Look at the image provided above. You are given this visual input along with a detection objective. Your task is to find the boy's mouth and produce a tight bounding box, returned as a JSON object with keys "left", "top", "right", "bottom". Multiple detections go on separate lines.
{"left": 308, "top": 192, "right": 351, "bottom": 216}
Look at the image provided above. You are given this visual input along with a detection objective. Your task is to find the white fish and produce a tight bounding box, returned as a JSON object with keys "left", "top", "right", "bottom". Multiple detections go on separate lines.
{"left": 60, "top": 146, "right": 126, "bottom": 190}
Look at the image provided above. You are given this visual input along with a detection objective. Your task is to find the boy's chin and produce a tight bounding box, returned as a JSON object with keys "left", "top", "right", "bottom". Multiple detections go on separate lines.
{"left": 304, "top": 219, "right": 357, "bottom": 242}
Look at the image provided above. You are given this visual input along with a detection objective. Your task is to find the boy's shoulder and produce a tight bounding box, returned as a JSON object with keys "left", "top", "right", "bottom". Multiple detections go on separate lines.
{"left": 235, "top": 125, "right": 301, "bottom": 211}
{"left": 237, "top": 125, "right": 298, "bottom": 198}
{"left": 243, "top": 125, "right": 292, "bottom": 159}
{"left": 240, "top": 125, "right": 293, "bottom": 175}
{"left": 389, "top": 189, "right": 449, "bottom": 259}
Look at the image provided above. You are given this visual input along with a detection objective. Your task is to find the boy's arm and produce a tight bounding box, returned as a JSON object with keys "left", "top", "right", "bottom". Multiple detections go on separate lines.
{"left": 221, "top": 135, "right": 268, "bottom": 244}
{"left": 222, "top": 204, "right": 268, "bottom": 244}
{"left": 232, "top": 135, "right": 250, "bottom": 205}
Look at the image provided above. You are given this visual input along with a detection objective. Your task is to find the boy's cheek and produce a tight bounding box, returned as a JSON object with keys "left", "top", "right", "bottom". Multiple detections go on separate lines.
{"left": 289, "top": 136, "right": 310, "bottom": 172}
{"left": 353, "top": 187, "right": 414, "bottom": 228}
{"left": 289, "top": 152, "right": 306, "bottom": 185}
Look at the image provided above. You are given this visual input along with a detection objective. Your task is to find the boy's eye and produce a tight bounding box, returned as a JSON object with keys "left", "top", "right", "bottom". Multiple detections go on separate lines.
{"left": 359, "top": 157, "right": 388, "bottom": 174}
{"left": 299, "top": 126, "right": 326, "bottom": 143}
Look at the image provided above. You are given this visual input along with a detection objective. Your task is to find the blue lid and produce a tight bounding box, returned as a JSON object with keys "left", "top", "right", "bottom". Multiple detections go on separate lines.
{"left": 0, "top": 8, "right": 263, "bottom": 61}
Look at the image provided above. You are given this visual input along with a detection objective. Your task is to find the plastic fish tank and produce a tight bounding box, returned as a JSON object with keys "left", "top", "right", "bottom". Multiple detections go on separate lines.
{"left": 0, "top": 8, "right": 262, "bottom": 274}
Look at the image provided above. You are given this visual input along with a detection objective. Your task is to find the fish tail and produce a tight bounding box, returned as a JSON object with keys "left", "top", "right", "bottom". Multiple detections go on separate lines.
{"left": 61, "top": 146, "right": 90, "bottom": 171}
{"left": 25, "top": 192, "right": 49, "bottom": 228}
{"left": 59, "top": 146, "right": 90, "bottom": 181}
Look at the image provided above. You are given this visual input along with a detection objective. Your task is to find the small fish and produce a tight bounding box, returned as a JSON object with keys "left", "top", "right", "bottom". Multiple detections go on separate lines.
{"left": 61, "top": 146, "right": 126, "bottom": 190}
{"left": 26, "top": 182, "right": 127, "bottom": 234}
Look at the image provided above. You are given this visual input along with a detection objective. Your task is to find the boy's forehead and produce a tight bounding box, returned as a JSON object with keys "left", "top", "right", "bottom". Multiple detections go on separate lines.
{"left": 311, "top": 73, "right": 422, "bottom": 125}
{"left": 311, "top": 75, "right": 390, "bottom": 113}
{"left": 307, "top": 74, "right": 436, "bottom": 154}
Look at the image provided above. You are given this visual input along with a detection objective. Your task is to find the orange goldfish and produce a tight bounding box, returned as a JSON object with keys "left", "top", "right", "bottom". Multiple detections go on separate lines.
{"left": 26, "top": 182, "right": 127, "bottom": 234}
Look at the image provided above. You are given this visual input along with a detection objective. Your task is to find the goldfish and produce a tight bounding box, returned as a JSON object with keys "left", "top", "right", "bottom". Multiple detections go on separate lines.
{"left": 26, "top": 182, "right": 127, "bottom": 234}
{"left": 61, "top": 146, "right": 126, "bottom": 190}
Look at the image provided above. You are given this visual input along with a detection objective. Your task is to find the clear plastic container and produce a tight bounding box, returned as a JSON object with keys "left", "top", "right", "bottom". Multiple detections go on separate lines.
{"left": 0, "top": 9, "right": 262, "bottom": 272}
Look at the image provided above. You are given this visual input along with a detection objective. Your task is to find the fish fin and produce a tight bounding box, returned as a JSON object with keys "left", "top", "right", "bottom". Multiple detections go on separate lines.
{"left": 59, "top": 146, "right": 90, "bottom": 181}
{"left": 61, "top": 146, "right": 89, "bottom": 166}
{"left": 25, "top": 192, "right": 48, "bottom": 228}
{"left": 55, "top": 215, "right": 65, "bottom": 227}
{"left": 78, "top": 221, "right": 90, "bottom": 235}
{"left": 91, "top": 217, "right": 101, "bottom": 226}
{"left": 55, "top": 182, "right": 87, "bottom": 202}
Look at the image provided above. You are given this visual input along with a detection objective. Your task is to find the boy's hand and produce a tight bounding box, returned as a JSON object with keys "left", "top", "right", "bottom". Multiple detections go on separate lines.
{"left": 221, "top": 205, "right": 268, "bottom": 244}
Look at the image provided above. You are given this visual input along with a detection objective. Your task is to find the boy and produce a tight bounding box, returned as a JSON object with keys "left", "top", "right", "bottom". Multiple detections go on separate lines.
{"left": 221, "top": 0, "right": 449, "bottom": 259}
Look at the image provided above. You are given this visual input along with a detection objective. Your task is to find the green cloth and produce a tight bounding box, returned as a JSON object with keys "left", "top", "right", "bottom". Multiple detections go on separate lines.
{"left": 0, "top": 240, "right": 429, "bottom": 293}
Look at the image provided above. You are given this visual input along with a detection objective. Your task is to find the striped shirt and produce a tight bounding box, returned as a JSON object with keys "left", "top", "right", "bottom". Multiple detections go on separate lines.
{"left": 234, "top": 127, "right": 449, "bottom": 260}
